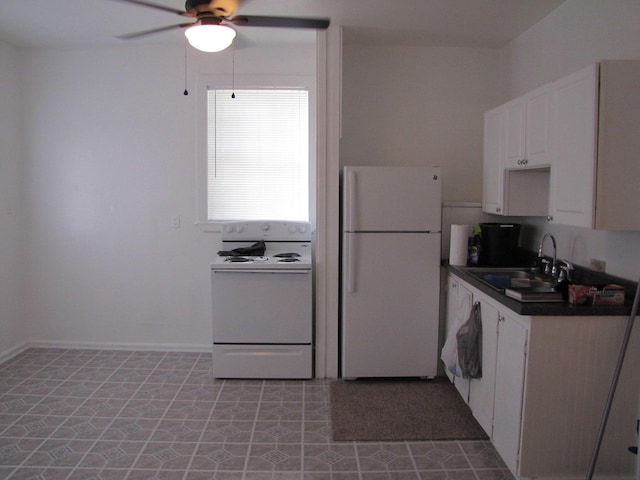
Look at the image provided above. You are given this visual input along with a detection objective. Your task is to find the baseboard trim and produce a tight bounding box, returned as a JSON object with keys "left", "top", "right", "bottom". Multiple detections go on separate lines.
{"left": 0, "top": 342, "right": 29, "bottom": 365}
{"left": 0, "top": 340, "right": 212, "bottom": 364}
{"left": 29, "top": 340, "right": 212, "bottom": 353}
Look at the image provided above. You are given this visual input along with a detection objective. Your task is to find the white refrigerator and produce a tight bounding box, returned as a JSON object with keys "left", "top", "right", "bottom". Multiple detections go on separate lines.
{"left": 341, "top": 166, "right": 442, "bottom": 378}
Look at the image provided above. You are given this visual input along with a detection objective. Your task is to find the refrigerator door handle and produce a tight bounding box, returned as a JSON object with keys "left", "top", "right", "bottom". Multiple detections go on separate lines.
{"left": 346, "top": 169, "right": 356, "bottom": 232}
{"left": 345, "top": 234, "right": 356, "bottom": 293}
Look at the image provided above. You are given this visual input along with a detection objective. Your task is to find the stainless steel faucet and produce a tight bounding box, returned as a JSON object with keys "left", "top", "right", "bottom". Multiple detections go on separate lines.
{"left": 537, "top": 233, "right": 558, "bottom": 277}
{"left": 557, "top": 259, "right": 574, "bottom": 282}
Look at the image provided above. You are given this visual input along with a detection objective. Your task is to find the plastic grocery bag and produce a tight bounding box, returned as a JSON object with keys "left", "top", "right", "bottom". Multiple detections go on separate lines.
{"left": 456, "top": 302, "right": 483, "bottom": 379}
{"left": 441, "top": 314, "right": 465, "bottom": 378}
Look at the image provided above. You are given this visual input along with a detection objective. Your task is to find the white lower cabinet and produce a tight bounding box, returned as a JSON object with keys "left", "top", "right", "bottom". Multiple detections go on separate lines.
{"left": 445, "top": 272, "right": 640, "bottom": 479}
{"left": 491, "top": 309, "right": 527, "bottom": 473}
{"left": 444, "top": 276, "right": 473, "bottom": 401}
{"left": 468, "top": 299, "right": 500, "bottom": 439}
{"left": 464, "top": 293, "right": 526, "bottom": 470}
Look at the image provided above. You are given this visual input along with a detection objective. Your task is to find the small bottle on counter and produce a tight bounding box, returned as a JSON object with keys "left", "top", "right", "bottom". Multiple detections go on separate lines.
{"left": 467, "top": 225, "right": 482, "bottom": 265}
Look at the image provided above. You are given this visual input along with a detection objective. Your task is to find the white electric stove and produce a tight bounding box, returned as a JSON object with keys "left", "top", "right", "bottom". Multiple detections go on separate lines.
{"left": 210, "top": 220, "right": 313, "bottom": 378}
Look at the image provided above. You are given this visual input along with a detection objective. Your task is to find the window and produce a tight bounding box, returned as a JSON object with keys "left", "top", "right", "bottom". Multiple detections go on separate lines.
{"left": 207, "top": 88, "right": 309, "bottom": 221}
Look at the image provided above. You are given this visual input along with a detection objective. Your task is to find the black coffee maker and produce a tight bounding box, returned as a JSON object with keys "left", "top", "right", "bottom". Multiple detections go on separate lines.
{"left": 479, "top": 223, "right": 521, "bottom": 266}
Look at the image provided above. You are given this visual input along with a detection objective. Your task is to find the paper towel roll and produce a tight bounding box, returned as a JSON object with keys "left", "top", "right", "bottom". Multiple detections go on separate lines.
{"left": 449, "top": 224, "right": 471, "bottom": 266}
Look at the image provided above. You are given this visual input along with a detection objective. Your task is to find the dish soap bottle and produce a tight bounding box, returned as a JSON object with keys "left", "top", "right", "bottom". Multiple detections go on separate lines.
{"left": 468, "top": 225, "right": 482, "bottom": 265}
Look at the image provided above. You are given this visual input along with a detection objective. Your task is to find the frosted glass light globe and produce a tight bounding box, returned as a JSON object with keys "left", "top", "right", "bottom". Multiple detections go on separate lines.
{"left": 185, "top": 24, "right": 236, "bottom": 53}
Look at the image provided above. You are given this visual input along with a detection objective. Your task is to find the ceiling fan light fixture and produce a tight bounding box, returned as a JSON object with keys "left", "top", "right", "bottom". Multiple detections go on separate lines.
{"left": 184, "top": 24, "right": 236, "bottom": 52}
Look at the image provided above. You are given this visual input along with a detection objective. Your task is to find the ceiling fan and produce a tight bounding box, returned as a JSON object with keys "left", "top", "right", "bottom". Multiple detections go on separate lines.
{"left": 113, "top": 0, "right": 330, "bottom": 52}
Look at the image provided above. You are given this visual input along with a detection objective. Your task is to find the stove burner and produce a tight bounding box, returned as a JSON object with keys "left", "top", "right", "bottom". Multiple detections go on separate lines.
{"left": 225, "top": 256, "right": 253, "bottom": 263}
{"left": 222, "top": 255, "right": 270, "bottom": 263}
{"left": 274, "top": 252, "right": 301, "bottom": 258}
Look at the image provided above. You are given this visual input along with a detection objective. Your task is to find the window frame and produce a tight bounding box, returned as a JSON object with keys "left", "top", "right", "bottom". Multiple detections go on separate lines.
{"left": 196, "top": 74, "right": 316, "bottom": 232}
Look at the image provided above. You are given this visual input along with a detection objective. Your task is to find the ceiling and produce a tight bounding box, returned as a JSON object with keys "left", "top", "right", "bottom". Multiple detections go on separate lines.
{"left": 0, "top": 0, "right": 566, "bottom": 50}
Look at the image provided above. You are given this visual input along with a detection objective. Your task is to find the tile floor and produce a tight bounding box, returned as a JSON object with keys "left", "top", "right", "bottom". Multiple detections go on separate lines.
{"left": 0, "top": 348, "right": 514, "bottom": 480}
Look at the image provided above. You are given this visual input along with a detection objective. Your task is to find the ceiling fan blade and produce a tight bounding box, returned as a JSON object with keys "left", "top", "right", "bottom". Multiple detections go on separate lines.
{"left": 228, "top": 15, "right": 330, "bottom": 30}
{"left": 116, "top": 22, "right": 194, "bottom": 40}
{"left": 109, "top": 0, "right": 190, "bottom": 16}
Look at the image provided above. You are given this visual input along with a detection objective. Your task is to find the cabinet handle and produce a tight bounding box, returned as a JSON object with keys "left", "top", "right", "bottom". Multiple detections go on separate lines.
{"left": 517, "top": 158, "right": 529, "bottom": 167}
{"left": 498, "top": 315, "right": 505, "bottom": 323}
{"left": 496, "top": 207, "right": 501, "bottom": 213}
{"left": 546, "top": 215, "right": 553, "bottom": 221}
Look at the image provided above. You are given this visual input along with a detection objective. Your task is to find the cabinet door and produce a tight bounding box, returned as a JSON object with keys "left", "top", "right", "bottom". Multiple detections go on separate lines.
{"left": 444, "top": 277, "right": 459, "bottom": 383}
{"left": 482, "top": 107, "right": 505, "bottom": 215}
{"left": 502, "top": 87, "right": 552, "bottom": 170}
{"left": 492, "top": 313, "right": 528, "bottom": 474}
{"left": 468, "top": 299, "right": 499, "bottom": 436}
{"left": 444, "top": 276, "right": 473, "bottom": 400}
{"left": 453, "top": 282, "right": 474, "bottom": 401}
{"left": 593, "top": 60, "right": 640, "bottom": 230}
{"left": 549, "top": 64, "right": 598, "bottom": 227}
{"left": 504, "top": 98, "right": 526, "bottom": 168}
{"left": 524, "top": 84, "right": 553, "bottom": 167}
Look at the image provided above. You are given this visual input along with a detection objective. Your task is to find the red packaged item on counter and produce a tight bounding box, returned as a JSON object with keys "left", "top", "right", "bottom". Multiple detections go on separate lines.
{"left": 568, "top": 284, "right": 625, "bottom": 306}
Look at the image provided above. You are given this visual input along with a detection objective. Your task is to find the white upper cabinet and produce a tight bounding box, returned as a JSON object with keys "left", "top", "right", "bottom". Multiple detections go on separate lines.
{"left": 482, "top": 107, "right": 505, "bottom": 215}
{"left": 550, "top": 61, "right": 640, "bottom": 229}
{"left": 503, "top": 98, "right": 526, "bottom": 168}
{"left": 548, "top": 64, "right": 598, "bottom": 227}
{"left": 523, "top": 85, "right": 554, "bottom": 167}
{"left": 503, "top": 84, "right": 553, "bottom": 170}
{"left": 484, "top": 60, "right": 640, "bottom": 230}
{"left": 482, "top": 91, "right": 550, "bottom": 217}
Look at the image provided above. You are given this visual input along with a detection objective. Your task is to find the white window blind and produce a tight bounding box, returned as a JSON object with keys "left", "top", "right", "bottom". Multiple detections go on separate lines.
{"left": 207, "top": 89, "right": 309, "bottom": 221}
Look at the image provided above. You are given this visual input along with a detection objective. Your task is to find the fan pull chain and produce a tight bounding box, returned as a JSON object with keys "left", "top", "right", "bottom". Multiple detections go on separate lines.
{"left": 231, "top": 41, "right": 236, "bottom": 99}
{"left": 183, "top": 38, "right": 189, "bottom": 96}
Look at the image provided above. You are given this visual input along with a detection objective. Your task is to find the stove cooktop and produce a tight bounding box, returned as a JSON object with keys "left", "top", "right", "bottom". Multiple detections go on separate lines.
{"left": 212, "top": 221, "right": 312, "bottom": 270}
{"left": 212, "top": 242, "right": 311, "bottom": 270}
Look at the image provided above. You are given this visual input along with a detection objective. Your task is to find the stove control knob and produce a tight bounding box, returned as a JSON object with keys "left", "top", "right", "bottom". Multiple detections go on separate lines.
{"left": 288, "top": 225, "right": 297, "bottom": 233}
{"left": 224, "top": 225, "right": 235, "bottom": 233}
{"left": 298, "top": 225, "right": 307, "bottom": 233}
{"left": 236, "top": 225, "right": 244, "bottom": 233}
{"left": 262, "top": 224, "right": 270, "bottom": 231}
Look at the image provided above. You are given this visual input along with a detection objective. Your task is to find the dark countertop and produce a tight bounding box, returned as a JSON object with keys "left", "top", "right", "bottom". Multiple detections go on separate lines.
{"left": 448, "top": 263, "right": 637, "bottom": 317}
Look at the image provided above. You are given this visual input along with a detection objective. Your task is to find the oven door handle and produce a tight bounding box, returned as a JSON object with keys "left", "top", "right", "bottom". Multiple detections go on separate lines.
{"left": 212, "top": 269, "right": 310, "bottom": 274}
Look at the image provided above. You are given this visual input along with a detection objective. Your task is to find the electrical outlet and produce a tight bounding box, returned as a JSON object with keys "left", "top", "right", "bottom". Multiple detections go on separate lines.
{"left": 590, "top": 258, "right": 606, "bottom": 272}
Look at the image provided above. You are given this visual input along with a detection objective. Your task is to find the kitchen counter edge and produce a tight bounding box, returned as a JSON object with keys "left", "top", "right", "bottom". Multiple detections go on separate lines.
{"left": 447, "top": 264, "right": 635, "bottom": 317}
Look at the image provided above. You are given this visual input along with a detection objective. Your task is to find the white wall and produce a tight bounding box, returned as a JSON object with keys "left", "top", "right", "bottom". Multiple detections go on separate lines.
{"left": 504, "top": 0, "right": 640, "bottom": 99}
{"left": 340, "top": 42, "right": 503, "bottom": 203}
{"left": 16, "top": 42, "right": 315, "bottom": 349}
{"left": 0, "top": 41, "right": 26, "bottom": 359}
{"left": 7, "top": 0, "right": 640, "bottom": 361}
{"left": 501, "top": 0, "right": 640, "bottom": 281}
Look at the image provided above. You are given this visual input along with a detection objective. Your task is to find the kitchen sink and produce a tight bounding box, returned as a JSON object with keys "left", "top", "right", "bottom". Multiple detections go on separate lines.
{"left": 465, "top": 267, "right": 564, "bottom": 302}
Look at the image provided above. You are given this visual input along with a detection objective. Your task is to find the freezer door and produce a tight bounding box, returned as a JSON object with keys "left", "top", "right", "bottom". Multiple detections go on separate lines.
{"left": 343, "top": 166, "right": 441, "bottom": 232}
{"left": 341, "top": 232, "right": 441, "bottom": 378}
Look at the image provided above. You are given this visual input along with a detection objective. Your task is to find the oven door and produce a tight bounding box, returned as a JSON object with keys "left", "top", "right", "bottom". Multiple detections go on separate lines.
{"left": 211, "top": 268, "right": 312, "bottom": 344}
